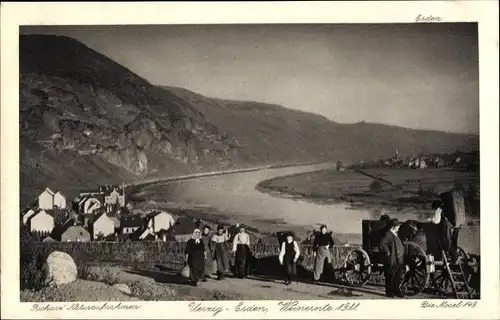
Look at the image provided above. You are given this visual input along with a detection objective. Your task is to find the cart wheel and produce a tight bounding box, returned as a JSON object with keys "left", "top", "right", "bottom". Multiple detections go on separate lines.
{"left": 401, "top": 241, "right": 429, "bottom": 296}
{"left": 344, "top": 248, "right": 371, "bottom": 286}
{"left": 457, "top": 246, "right": 473, "bottom": 284}
{"left": 430, "top": 270, "right": 453, "bottom": 296}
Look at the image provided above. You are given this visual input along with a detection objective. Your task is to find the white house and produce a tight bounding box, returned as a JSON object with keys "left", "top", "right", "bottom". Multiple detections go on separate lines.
{"left": 77, "top": 196, "right": 88, "bottom": 212}
{"left": 146, "top": 211, "right": 176, "bottom": 234}
{"left": 29, "top": 210, "right": 55, "bottom": 233}
{"left": 53, "top": 191, "right": 67, "bottom": 209}
{"left": 83, "top": 197, "right": 102, "bottom": 214}
{"left": 23, "top": 209, "right": 36, "bottom": 225}
{"left": 120, "top": 217, "right": 144, "bottom": 235}
{"left": 38, "top": 188, "right": 55, "bottom": 210}
{"left": 91, "top": 212, "right": 115, "bottom": 240}
{"left": 105, "top": 189, "right": 120, "bottom": 205}
{"left": 87, "top": 201, "right": 102, "bottom": 214}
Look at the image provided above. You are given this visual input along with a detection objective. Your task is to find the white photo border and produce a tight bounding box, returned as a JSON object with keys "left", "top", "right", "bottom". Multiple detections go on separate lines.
{"left": 1, "top": 1, "right": 499, "bottom": 319}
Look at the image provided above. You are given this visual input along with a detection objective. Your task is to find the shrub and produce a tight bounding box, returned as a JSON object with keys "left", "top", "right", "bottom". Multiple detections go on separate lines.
{"left": 127, "top": 279, "right": 178, "bottom": 301}
{"left": 20, "top": 225, "right": 47, "bottom": 291}
{"left": 78, "top": 265, "right": 120, "bottom": 285}
{"left": 28, "top": 241, "right": 352, "bottom": 270}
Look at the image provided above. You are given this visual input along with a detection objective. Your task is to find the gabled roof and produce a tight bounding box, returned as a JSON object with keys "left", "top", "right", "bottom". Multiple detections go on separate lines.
{"left": 23, "top": 209, "right": 37, "bottom": 223}
{"left": 147, "top": 210, "right": 174, "bottom": 219}
{"left": 62, "top": 225, "right": 91, "bottom": 238}
{"left": 23, "top": 208, "right": 36, "bottom": 216}
{"left": 54, "top": 191, "right": 65, "bottom": 197}
{"left": 40, "top": 188, "right": 55, "bottom": 196}
{"left": 109, "top": 216, "right": 120, "bottom": 228}
{"left": 78, "top": 196, "right": 89, "bottom": 206}
{"left": 120, "top": 216, "right": 145, "bottom": 228}
{"left": 92, "top": 211, "right": 108, "bottom": 222}
{"left": 51, "top": 217, "right": 77, "bottom": 240}
{"left": 167, "top": 216, "right": 199, "bottom": 235}
{"left": 28, "top": 209, "right": 51, "bottom": 222}
{"left": 45, "top": 208, "right": 72, "bottom": 221}
{"left": 42, "top": 236, "right": 56, "bottom": 242}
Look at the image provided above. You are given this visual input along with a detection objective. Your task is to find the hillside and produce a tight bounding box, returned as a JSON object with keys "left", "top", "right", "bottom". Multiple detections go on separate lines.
{"left": 163, "top": 86, "right": 479, "bottom": 164}
{"left": 19, "top": 35, "right": 245, "bottom": 206}
{"left": 19, "top": 34, "right": 479, "bottom": 207}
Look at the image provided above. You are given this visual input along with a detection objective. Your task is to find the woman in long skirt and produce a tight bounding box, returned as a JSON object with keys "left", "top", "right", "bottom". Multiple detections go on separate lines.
{"left": 212, "top": 225, "right": 230, "bottom": 280}
{"left": 185, "top": 229, "right": 205, "bottom": 286}
{"left": 232, "top": 225, "right": 252, "bottom": 278}
{"left": 201, "top": 225, "right": 215, "bottom": 280}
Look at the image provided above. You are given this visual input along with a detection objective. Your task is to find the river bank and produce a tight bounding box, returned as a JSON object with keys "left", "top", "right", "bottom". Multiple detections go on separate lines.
{"left": 129, "top": 164, "right": 479, "bottom": 253}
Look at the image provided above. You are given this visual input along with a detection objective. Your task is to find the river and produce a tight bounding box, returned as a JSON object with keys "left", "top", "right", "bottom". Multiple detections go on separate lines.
{"left": 136, "top": 163, "right": 479, "bottom": 253}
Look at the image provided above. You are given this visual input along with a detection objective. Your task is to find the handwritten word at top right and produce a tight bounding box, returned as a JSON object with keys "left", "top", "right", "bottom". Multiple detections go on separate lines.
{"left": 415, "top": 14, "right": 443, "bottom": 22}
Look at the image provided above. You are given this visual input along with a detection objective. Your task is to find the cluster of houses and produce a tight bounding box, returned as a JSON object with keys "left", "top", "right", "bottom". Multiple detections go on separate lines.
{"left": 21, "top": 185, "right": 191, "bottom": 243}
{"left": 350, "top": 149, "right": 478, "bottom": 171}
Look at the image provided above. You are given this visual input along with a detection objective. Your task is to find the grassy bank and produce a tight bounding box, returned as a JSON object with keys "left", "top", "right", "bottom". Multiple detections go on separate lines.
{"left": 257, "top": 168, "right": 480, "bottom": 215}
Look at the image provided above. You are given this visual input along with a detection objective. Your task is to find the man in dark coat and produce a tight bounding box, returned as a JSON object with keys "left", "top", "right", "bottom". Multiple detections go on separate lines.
{"left": 379, "top": 218, "right": 405, "bottom": 298}
{"left": 312, "top": 225, "right": 335, "bottom": 281}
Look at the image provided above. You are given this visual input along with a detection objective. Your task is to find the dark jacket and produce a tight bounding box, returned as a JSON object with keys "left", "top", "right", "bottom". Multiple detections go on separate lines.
{"left": 313, "top": 232, "right": 335, "bottom": 252}
{"left": 379, "top": 230, "right": 405, "bottom": 266}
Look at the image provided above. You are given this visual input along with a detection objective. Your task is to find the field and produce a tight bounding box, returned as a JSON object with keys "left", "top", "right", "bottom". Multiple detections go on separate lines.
{"left": 257, "top": 168, "right": 480, "bottom": 216}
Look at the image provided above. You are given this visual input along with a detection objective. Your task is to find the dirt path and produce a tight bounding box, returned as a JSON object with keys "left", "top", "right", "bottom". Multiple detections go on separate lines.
{"left": 118, "top": 268, "right": 436, "bottom": 300}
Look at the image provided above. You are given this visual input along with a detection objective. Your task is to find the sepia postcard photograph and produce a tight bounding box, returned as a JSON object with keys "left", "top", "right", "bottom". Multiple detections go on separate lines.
{"left": 1, "top": 2, "right": 499, "bottom": 320}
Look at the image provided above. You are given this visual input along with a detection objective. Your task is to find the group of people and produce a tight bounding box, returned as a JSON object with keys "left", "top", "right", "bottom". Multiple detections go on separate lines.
{"left": 278, "top": 224, "right": 336, "bottom": 285}
{"left": 184, "top": 223, "right": 337, "bottom": 287}
{"left": 184, "top": 224, "right": 253, "bottom": 286}
{"left": 185, "top": 195, "right": 461, "bottom": 296}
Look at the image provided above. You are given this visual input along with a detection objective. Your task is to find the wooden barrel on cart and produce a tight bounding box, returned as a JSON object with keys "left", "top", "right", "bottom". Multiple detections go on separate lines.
{"left": 439, "top": 190, "right": 466, "bottom": 228}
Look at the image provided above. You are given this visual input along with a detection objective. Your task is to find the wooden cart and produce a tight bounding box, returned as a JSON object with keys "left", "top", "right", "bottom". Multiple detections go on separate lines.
{"left": 342, "top": 218, "right": 479, "bottom": 298}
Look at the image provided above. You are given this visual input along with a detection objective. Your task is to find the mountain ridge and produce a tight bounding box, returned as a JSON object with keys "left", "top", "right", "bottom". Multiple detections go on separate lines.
{"left": 19, "top": 34, "right": 478, "bottom": 207}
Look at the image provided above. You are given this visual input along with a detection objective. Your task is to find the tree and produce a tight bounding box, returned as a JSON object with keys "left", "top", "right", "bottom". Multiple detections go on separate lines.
{"left": 95, "top": 232, "right": 105, "bottom": 241}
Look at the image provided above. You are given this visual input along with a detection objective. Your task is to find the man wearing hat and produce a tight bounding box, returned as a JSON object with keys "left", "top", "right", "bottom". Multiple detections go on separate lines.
{"left": 379, "top": 218, "right": 405, "bottom": 298}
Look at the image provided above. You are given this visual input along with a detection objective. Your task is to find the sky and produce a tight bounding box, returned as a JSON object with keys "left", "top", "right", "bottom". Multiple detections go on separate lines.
{"left": 21, "top": 24, "right": 479, "bottom": 134}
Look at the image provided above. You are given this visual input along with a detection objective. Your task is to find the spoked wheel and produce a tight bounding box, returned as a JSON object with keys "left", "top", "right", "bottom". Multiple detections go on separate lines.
{"left": 456, "top": 246, "right": 473, "bottom": 284}
{"left": 430, "top": 270, "right": 453, "bottom": 296}
{"left": 344, "top": 248, "right": 371, "bottom": 286}
{"left": 400, "top": 241, "right": 429, "bottom": 296}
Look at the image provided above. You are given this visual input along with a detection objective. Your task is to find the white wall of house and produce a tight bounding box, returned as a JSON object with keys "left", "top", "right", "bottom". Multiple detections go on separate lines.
{"left": 53, "top": 192, "right": 67, "bottom": 209}
{"left": 84, "top": 198, "right": 101, "bottom": 214}
{"left": 118, "top": 195, "right": 125, "bottom": 207}
{"left": 105, "top": 190, "right": 120, "bottom": 204}
{"left": 88, "top": 202, "right": 102, "bottom": 214}
{"left": 123, "top": 226, "right": 140, "bottom": 234}
{"left": 92, "top": 214, "right": 115, "bottom": 240}
{"left": 30, "top": 210, "right": 55, "bottom": 233}
{"left": 38, "top": 189, "right": 54, "bottom": 210}
{"left": 149, "top": 212, "right": 175, "bottom": 233}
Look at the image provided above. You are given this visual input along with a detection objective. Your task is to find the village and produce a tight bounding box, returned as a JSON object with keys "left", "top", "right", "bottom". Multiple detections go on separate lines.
{"left": 341, "top": 150, "right": 479, "bottom": 171}
{"left": 20, "top": 184, "right": 197, "bottom": 243}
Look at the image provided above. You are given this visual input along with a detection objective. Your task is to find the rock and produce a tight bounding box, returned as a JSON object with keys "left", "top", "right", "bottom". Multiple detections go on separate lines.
{"left": 112, "top": 283, "right": 132, "bottom": 295}
{"left": 43, "top": 251, "right": 77, "bottom": 287}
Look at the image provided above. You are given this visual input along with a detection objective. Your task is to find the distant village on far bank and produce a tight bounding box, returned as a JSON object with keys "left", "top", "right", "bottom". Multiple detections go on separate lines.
{"left": 341, "top": 149, "right": 479, "bottom": 171}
